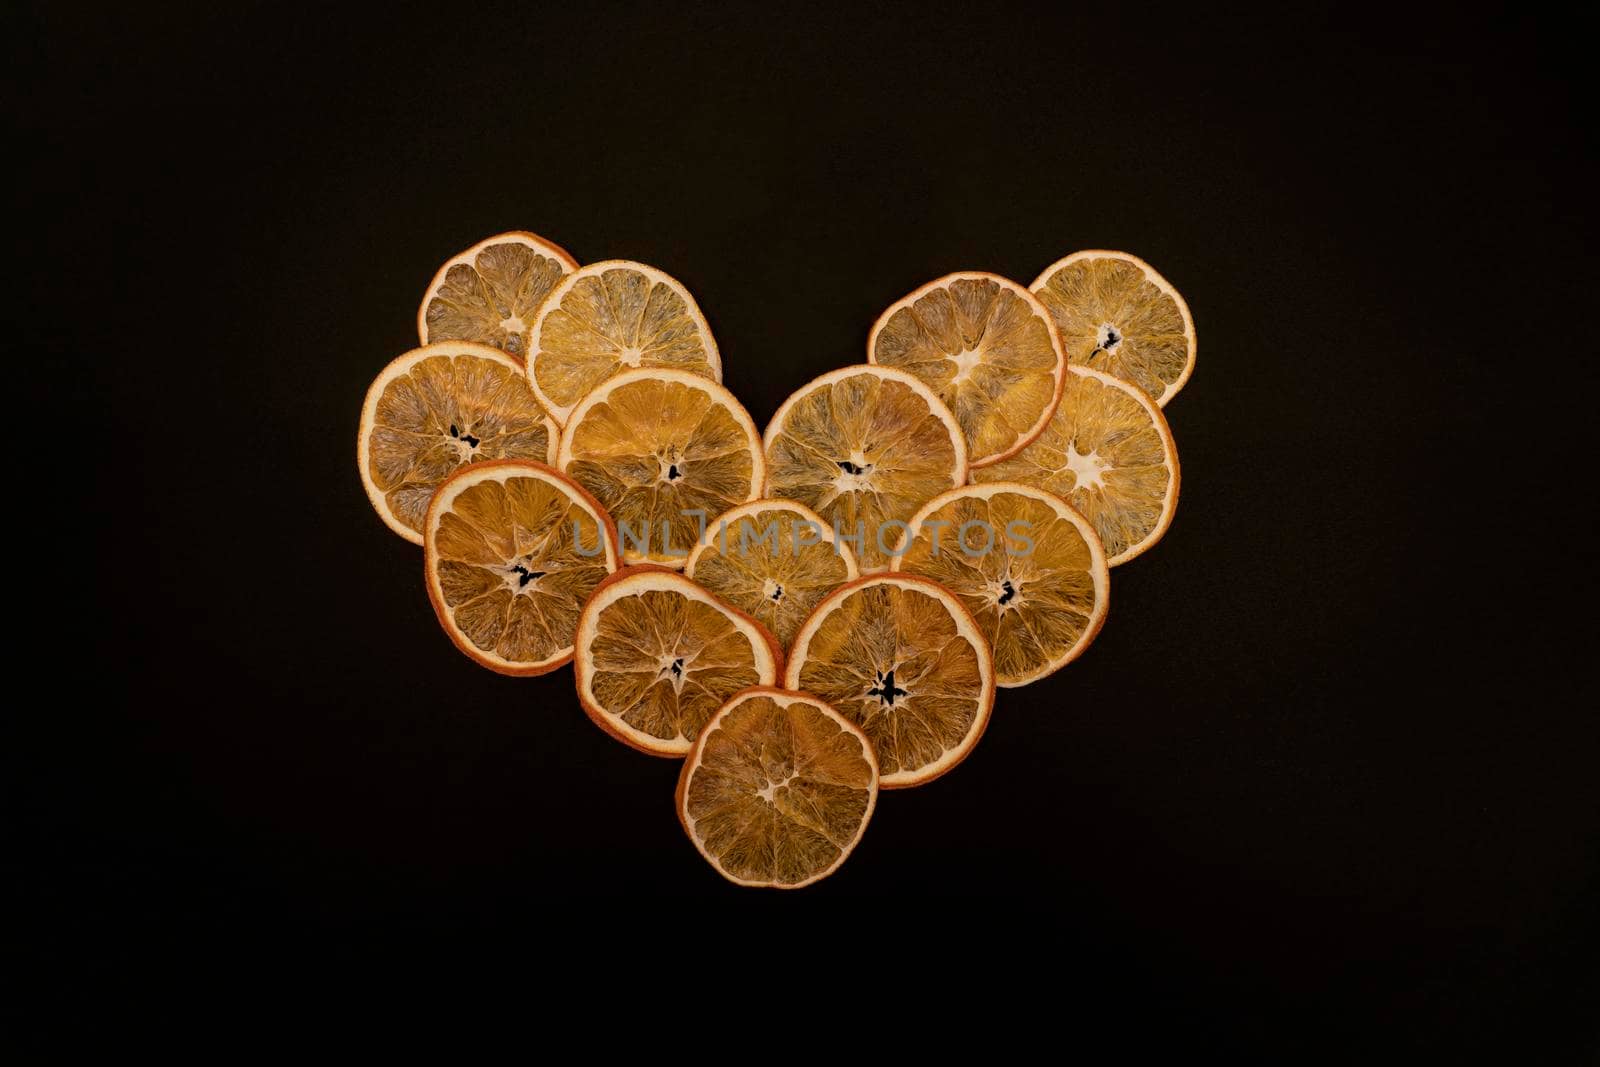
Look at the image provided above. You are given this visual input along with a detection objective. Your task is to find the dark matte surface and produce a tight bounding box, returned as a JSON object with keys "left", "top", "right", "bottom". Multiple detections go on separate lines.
{"left": 28, "top": 2, "right": 1596, "bottom": 1054}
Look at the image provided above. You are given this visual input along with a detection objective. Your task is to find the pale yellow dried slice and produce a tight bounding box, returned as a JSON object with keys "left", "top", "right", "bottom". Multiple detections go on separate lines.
{"left": 417, "top": 231, "right": 578, "bottom": 358}
{"left": 786, "top": 573, "right": 994, "bottom": 787}
{"left": 423, "top": 461, "right": 619, "bottom": 675}
{"left": 975, "top": 365, "right": 1178, "bottom": 565}
{"left": 574, "top": 569, "right": 782, "bottom": 756}
{"left": 527, "top": 260, "right": 722, "bottom": 424}
{"left": 558, "top": 369, "right": 764, "bottom": 568}
{"left": 763, "top": 365, "right": 967, "bottom": 574}
{"left": 685, "top": 500, "right": 859, "bottom": 650}
{"left": 677, "top": 687, "right": 878, "bottom": 889}
{"left": 358, "top": 343, "right": 559, "bottom": 543}
{"left": 869, "top": 272, "right": 1065, "bottom": 467}
{"left": 892, "top": 483, "right": 1108, "bottom": 686}
{"left": 1031, "top": 250, "right": 1195, "bottom": 405}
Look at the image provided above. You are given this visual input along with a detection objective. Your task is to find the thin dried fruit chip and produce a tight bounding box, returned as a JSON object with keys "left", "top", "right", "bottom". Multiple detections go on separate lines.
{"left": 359, "top": 343, "right": 559, "bottom": 543}
{"left": 763, "top": 365, "right": 967, "bottom": 573}
{"left": 785, "top": 573, "right": 994, "bottom": 787}
{"left": 975, "top": 365, "right": 1178, "bottom": 565}
{"left": 418, "top": 231, "right": 578, "bottom": 358}
{"left": 893, "top": 483, "right": 1109, "bottom": 685}
{"left": 677, "top": 687, "right": 877, "bottom": 888}
{"left": 870, "top": 272, "right": 1065, "bottom": 467}
{"left": 1032, "top": 250, "right": 1195, "bottom": 405}
{"left": 685, "top": 500, "right": 858, "bottom": 650}
{"left": 529, "top": 260, "right": 721, "bottom": 424}
{"left": 558, "top": 369, "right": 763, "bottom": 568}
{"left": 424, "top": 461, "right": 619, "bottom": 675}
{"left": 575, "top": 569, "right": 782, "bottom": 755}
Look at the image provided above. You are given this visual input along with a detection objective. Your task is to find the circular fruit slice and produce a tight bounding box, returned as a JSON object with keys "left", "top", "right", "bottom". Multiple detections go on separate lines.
{"left": 685, "top": 500, "right": 859, "bottom": 651}
{"left": 417, "top": 231, "right": 578, "bottom": 358}
{"left": 892, "top": 483, "right": 1108, "bottom": 686}
{"left": 868, "top": 272, "right": 1065, "bottom": 467}
{"left": 974, "top": 365, "right": 1179, "bottom": 565}
{"left": 763, "top": 365, "right": 967, "bottom": 574}
{"left": 786, "top": 573, "right": 994, "bottom": 787}
{"left": 527, "top": 260, "right": 722, "bottom": 424}
{"left": 558, "top": 368, "right": 764, "bottom": 568}
{"left": 574, "top": 568, "right": 782, "bottom": 756}
{"left": 424, "top": 460, "right": 619, "bottom": 676}
{"left": 677, "top": 687, "right": 878, "bottom": 889}
{"left": 1031, "top": 250, "right": 1195, "bottom": 406}
{"left": 358, "top": 343, "right": 559, "bottom": 543}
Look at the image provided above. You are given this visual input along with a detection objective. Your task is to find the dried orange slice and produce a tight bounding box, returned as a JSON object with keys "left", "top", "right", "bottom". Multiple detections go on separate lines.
{"left": 677, "top": 687, "right": 877, "bottom": 888}
{"left": 975, "top": 365, "right": 1178, "bottom": 565}
{"left": 869, "top": 272, "right": 1065, "bottom": 467}
{"left": 892, "top": 483, "right": 1108, "bottom": 686}
{"left": 685, "top": 500, "right": 859, "bottom": 650}
{"left": 527, "top": 260, "right": 721, "bottom": 424}
{"left": 558, "top": 369, "right": 763, "bottom": 568}
{"left": 763, "top": 365, "right": 967, "bottom": 574}
{"left": 574, "top": 568, "right": 782, "bottom": 756}
{"left": 417, "top": 231, "right": 578, "bottom": 358}
{"left": 423, "top": 460, "right": 619, "bottom": 675}
{"left": 1032, "top": 250, "right": 1195, "bottom": 405}
{"left": 786, "top": 573, "right": 993, "bottom": 787}
{"left": 358, "top": 343, "right": 559, "bottom": 543}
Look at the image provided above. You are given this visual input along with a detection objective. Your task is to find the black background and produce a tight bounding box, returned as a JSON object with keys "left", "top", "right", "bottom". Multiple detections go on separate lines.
{"left": 25, "top": 1, "right": 1597, "bottom": 1055}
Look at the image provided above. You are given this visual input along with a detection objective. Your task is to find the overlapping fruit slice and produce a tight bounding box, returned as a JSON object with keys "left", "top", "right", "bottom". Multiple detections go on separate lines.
{"left": 677, "top": 687, "right": 877, "bottom": 888}
{"left": 975, "top": 365, "right": 1178, "bottom": 565}
{"left": 685, "top": 500, "right": 858, "bottom": 650}
{"left": 558, "top": 369, "right": 763, "bottom": 568}
{"left": 575, "top": 568, "right": 782, "bottom": 755}
{"left": 786, "top": 573, "right": 993, "bottom": 787}
{"left": 417, "top": 231, "right": 578, "bottom": 358}
{"left": 869, "top": 272, "right": 1065, "bottom": 467}
{"left": 423, "top": 460, "right": 619, "bottom": 675}
{"left": 1032, "top": 250, "right": 1195, "bottom": 405}
{"left": 358, "top": 343, "right": 559, "bottom": 543}
{"left": 527, "top": 260, "right": 722, "bottom": 424}
{"left": 893, "top": 483, "right": 1108, "bottom": 686}
{"left": 763, "top": 365, "right": 967, "bottom": 573}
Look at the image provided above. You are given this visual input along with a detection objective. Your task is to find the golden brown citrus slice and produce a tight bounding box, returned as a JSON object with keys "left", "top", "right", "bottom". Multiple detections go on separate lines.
{"left": 685, "top": 500, "right": 859, "bottom": 650}
{"left": 527, "top": 260, "right": 721, "bottom": 424}
{"left": 417, "top": 231, "right": 578, "bottom": 358}
{"left": 677, "top": 687, "right": 877, "bottom": 888}
{"left": 892, "top": 483, "right": 1108, "bottom": 686}
{"left": 763, "top": 365, "right": 967, "bottom": 574}
{"left": 558, "top": 368, "right": 764, "bottom": 568}
{"left": 868, "top": 272, "right": 1065, "bottom": 467}
{"left": 423, "top": 460, "right": 619, "bottom": 676}
{"left": 574, "top": 568, "right": 782, "bottom": 756}
{"left": 785, "top": 573, "right": 993, "bottom": 787}
{"left": 358, "top": 343, "right": 559, "bottom": 543}
{"left": 974, "top": 365, "right": 1179, "bottom": 565}
{"left": 1031, "top": 250, "right": 1195, "bottom": 405}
